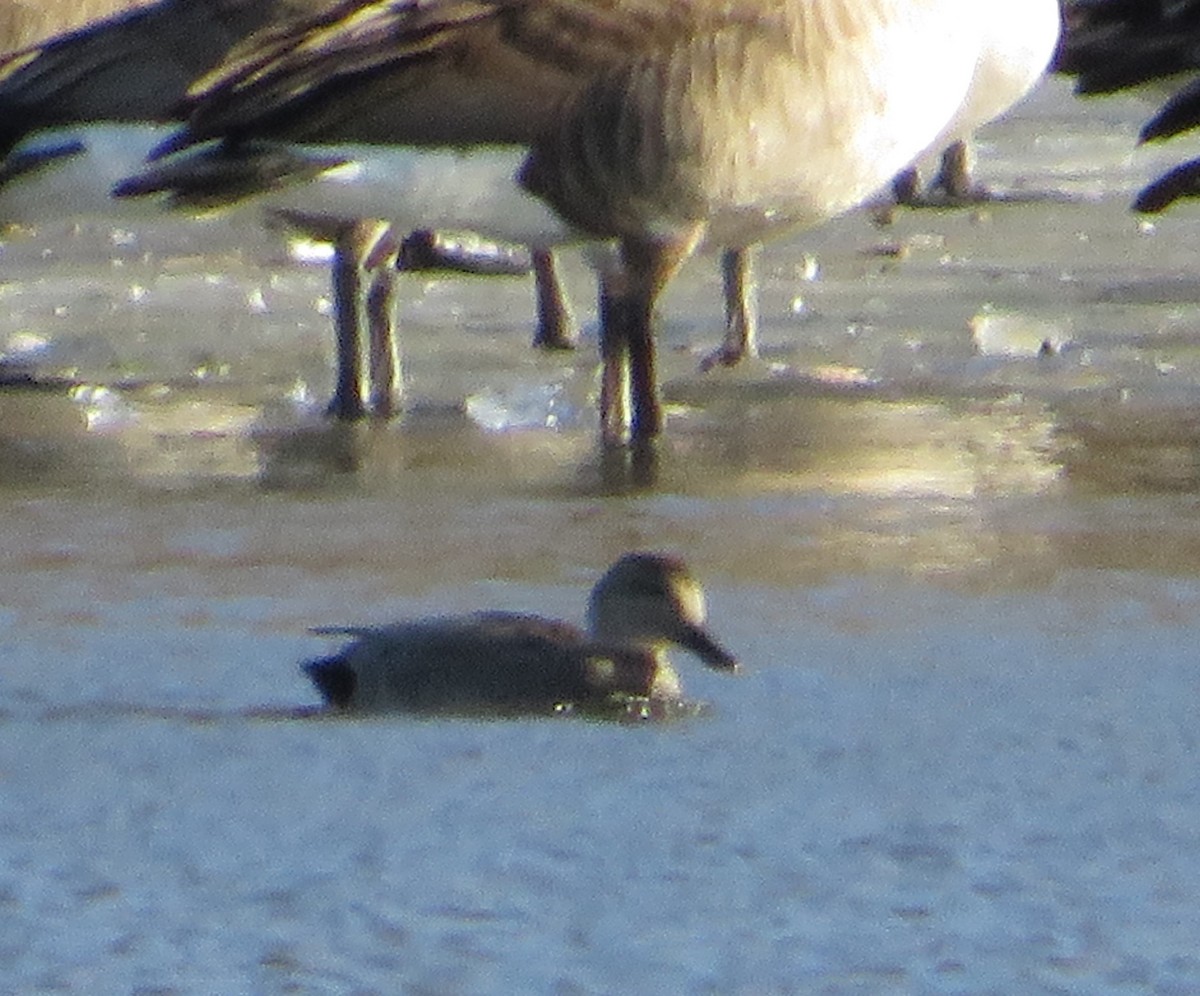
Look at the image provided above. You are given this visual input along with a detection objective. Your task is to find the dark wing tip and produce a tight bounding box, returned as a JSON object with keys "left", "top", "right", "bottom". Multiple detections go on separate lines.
{"left": 1134, "top": 159, "right": 1200, "bottom": 213}
{"left": 147, "top": 128, "right": 195, "bottom": 163}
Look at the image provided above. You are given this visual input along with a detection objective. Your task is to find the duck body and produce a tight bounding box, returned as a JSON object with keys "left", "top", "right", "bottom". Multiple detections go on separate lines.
{"left": 306, "top": 613, "right": 681, "bottom": 713}
{"left": 303, "top": 552, "right": 737, "bottom": 716}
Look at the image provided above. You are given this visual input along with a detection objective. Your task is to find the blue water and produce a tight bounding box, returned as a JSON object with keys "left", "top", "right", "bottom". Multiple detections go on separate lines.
{"left": 3, "top": 472, "right": 1200, "bottom": 993}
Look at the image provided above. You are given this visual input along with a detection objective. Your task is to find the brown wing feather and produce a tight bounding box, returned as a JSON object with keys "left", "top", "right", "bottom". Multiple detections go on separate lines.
{"left": 175, "top": 0, "right": 723, "bottom": 148}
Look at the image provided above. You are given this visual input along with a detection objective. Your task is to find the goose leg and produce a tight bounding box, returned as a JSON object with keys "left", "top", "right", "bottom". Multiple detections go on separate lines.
{"left": 699, "top": 245, "right": 760, "bottom": 372}
{"left": 626, "top": 289, "right": 660, "bottom": 442}
{"left": 891, "top": 141, "right": 978, "bottom": 208}
{"left": 530, "top": 248, "right": 576, "bottom": 350}
{"left": 603, "top": 230, "right": 703, "bottom": 444}
{"left": 327, "top": 218, "right": 399, "bottom": 421}
{"left": 327, "top": 222, "right": 371, "bottom": 421}
{"left": 597, "top": 272, "right": 631, "bottom": 445}
{"left": 595, "top": 278, "right": 658, "bottom": 487}
{"left": 931, "top": 140, "right": 976, "bottom": 201}
{"left": 891, "top": 165, "right": 923, "bottom": 206}
{"left": 362, "top": 224, "right": 402, "bottom": 418}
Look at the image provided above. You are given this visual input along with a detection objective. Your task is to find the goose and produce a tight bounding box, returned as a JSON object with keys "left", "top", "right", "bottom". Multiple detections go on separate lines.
{"left": 891, "top": 0, "right": 1061, "bottom": 207}
{"left": 304, "top": 551, "right": 738, "bottom": 715}
{"left": 0, "top": 0, "right": 563, "bottom": 418}
{"left": 662, "top": 0, "right": 1060, "bottom": 368}
{"left": 136, "top": 0, "right": 991, "bottom": 445}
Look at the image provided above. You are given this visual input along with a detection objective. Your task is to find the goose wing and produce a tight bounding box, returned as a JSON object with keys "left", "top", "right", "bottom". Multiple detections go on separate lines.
{"left": 0, "top": 0, "right": 308, "bottom": 153}
{"left": 169, "top": 0, "right": 746, "bottom": 149}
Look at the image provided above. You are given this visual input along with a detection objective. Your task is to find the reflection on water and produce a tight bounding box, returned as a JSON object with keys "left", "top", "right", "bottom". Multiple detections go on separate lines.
{"left": 0, "top": 373, "right": 1071, "bottom": 499}
{"left": 664, "top": 382, "right": 1063, "bottom": 500}
{"left": 5, "top": 365, "right": 1200, "bottom": 589}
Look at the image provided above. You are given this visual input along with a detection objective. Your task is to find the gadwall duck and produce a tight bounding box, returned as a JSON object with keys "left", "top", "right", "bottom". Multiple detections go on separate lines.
{"left": 304, "top": 552, "right": 738, "bottom": 715}
{"left": 143, "top": 0, "right": 992, "bottom": 445}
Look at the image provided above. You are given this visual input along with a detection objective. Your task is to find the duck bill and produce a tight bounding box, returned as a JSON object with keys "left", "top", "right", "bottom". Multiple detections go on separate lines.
{"left": 677, "top": 624, "right": 739, "bottom": 672}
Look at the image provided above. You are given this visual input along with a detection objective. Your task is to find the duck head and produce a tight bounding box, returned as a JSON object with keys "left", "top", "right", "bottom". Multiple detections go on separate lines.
{"left": 586, "top": 552, "right": 738, "bottom": 671}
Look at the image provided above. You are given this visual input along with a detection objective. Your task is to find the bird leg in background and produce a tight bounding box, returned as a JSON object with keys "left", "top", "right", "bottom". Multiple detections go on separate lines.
{"left": 700, "top": 245, "right": 760, "bottom": 372}
{"left": 930, "top": 140, "right": 976, "bottom": 201}
{"left": 893, "top": 140, "right": 983, "bottom": 208}
{"left": 530, "top": 248, "right": 576, "bottom": 350}
{"left": 891, "top": 165, "right": 922, "bottom": 206}
{"left": 328, "top": 217, "right": 400, "bottom": 421}
{"left": 361, "top": 223, "right": 403, "bottom": 418}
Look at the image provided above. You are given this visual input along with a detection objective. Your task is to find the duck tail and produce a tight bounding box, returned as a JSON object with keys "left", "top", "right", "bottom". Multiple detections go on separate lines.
{"left": 302, "top": 654, "right": 356, "bottom": 709}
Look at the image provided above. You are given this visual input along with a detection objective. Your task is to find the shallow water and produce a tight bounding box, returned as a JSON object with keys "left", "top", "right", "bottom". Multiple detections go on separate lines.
{"left": 4, "top": 78, "right": 1200, "bottom": 992}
